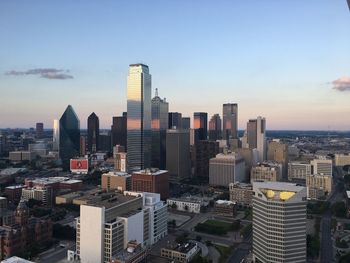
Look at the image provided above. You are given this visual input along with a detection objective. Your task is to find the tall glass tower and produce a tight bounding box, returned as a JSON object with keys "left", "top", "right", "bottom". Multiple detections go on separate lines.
{"left": 87, "top": 112, "right": 99, "bottom": 154}
{"left": 193, "top": 112, "right": 208, "bottom": 140}
{"left": 151, "top": 88, "right": 169, "bottom": 169}
{"left": 59, "top": 105, "right": 80, "bottom": 168}
{"left": 223, "top": 103, "right": 238, "bottom": 140}
{"left": 53, "top": 119, "right": 59, "bottom": 151}
{"left": 127, "top": 64, "right": 152, "bottom": 172}
{"left": 209, "top": 114, "right": 222, "bottom": 141}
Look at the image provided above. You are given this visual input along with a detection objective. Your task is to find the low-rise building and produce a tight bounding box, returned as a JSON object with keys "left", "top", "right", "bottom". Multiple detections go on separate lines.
{"left": 250, "top": 162, "right": 282, "bottom": 183}
{"left": 288, "top": 162, "right": 311, "bottom": 182}
{"left": 9, "top": 151, "right": 35, "bottom": 162}
{"left": 166, "top": 198, "right": 201, "bottom": 213}
{"left": 102, "top": 171, "right": 131, "bottom": 192}
{"left": 310, "top": 158, "right": 332, "bottom": 177}
{"left": 306, "top": 174, "right": 332, "bottom": 200}
{"left": 214, "top": 200, "right": 236, "bottom": 217}
{"left": 161, "top": 242, "right": 199, "bottom": 263}
{"left": 334, "top": 154, "right": 350, "bottom": 166}
{"left": 5, "top": 185, "right": 26, "bottom": 203}
{"left": 110, "top": 241, "right": 146, "bottom": 263}
{"left": 229, "top": 183, "right": 253, "bottom": 207}
{"left": 21, "top": 186, "right": 53, "bottom": 207}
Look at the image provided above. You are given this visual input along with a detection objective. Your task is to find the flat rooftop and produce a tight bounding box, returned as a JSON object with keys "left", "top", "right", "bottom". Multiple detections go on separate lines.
{"left": 103, "top": 171, "right": 131, "bottom": 177}
{"left": 133, "top": 168, "right": 168, "bottom": 176}
{"left": 80, "top": 191, "right": 140, "bottom": 209}
{"left": 164, "top": 242, "right": 197, "bottom": 254}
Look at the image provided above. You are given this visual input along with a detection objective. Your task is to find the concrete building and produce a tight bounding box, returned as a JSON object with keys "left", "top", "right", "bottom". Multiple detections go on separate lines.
{"left": 237, "top": 148, "right": 259, "bottom": 178}
{"left": 194, "top": 140, "right": 219, "bottom": 179}
{"left": 229, "top": 183, "right": 253, "bottom": 207}
{"left": 161, "top": 242, "right": 199, "bottom": 263}
{"left": 246, "top": 117, "right": 266, "bottom": 162}
{"left": 131, "top": 169, "right": 169, "bottom": 200}
{"left": 335, "top": 154, "right": 350, "bottom": 166}
{"left": 214, "top": 200, "right": 236, "bottom": 217}
{"left": 166, "top": 129, "right": 191, "bottom": 178}
{"left": 101, "top": 171, "right": 132, "bottom": 192}
{"left": 209, "top": 153, "right": 245, "bottom": 187}
{"left": 306, "top": 174, "right": 332, "bottom": 199}
{"left": 110, "top": 241, "right": 147, "bottom": 263}
{"left": 166, "top": 198, "right": 201, "bottom": 213}
{"left": 288, "top": 162, "right": 312, "bottom": 182}
{"left": 21, "top": 186, "right": 53, "bottom": 207}
{"left": 252, "top": 182, "right": 307, "bottom": 263}
{"left": 310, "top": 158, "right": 332, "bottom": 177}
{"left": 9, "top": 151, "right": 35, "bottom": 162}
{"left": 267, "top": 140, "right": 288, "bottom": 179}
{"left": 115, "top": 152, "right": 127, "bottom": 172}
{"left": 250, "top": 162, "right": 282, "bottom": 183}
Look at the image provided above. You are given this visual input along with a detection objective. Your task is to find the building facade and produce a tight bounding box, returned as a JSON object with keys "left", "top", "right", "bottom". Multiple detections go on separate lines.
{"left": 193, "top": 112, "right": 208, "bottom": 140}
{"left": 288, "top": 162, "right": 312, "bottom": 182}
{"left": 87, "top": 112, "right": 99, "bottom": 154}
{"left": 222, "top": 103, "right": 238, "bottom": 141}
{"left": 208, "top": 114, "right": 222, "bottom": 141}
{"left": 229, "top": 183, "right": 253, "bottom": 207}
{"left": 250, "top": 162, "right": 282, "bottom": 183}
{"left": 111, "top": 113, "right": 127, "bottom": 150}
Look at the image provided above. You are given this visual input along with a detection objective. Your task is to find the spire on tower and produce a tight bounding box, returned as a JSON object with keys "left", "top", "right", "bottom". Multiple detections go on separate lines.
{"left": 155, "top": 88, "right": 158, "bottom": 97}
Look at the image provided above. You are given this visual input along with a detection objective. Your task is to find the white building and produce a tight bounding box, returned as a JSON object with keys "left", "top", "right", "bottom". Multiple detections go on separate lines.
{"left": 310, "top": 158, "right": 332, "bottom": 177}
{"left": 209, "top": 153, "right": 245, "bottom": 187}
{"left": 288, "top": 162, "right": 312, "bottom": 181}
{"left": 167, "top": 198, "right": 201, "bottom": 213}
{"left": 252, "top": 182, "right": 307, "bottom": 263}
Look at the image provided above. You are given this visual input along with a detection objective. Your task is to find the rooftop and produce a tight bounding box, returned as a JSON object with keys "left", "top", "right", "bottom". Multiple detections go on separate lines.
{"left": 80, "top": 191, "right": 139, "bottom": 209}
{"left": 133, "top": 168, "right": 168, "bottom": 176}
{"left": 5, "top": 185, "right": 26, "bottom": 190}
{"left": 103, "top": 171, "right": 131, "bottom": 177}
{"left": 0, "top": 168, "right": 27, "bottom": 176}
{"left": 1, "top": 256, "right": 35, "bottom": 263}
{"left": 163, "top": 242, "right": 197, "bottom": 254}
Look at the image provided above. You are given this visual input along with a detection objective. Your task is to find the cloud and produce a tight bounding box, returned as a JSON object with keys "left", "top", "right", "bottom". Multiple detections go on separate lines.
{"left": 5, "top": 68, "right": 73, "bottom": 80}
{"left": 332, "top": 76, "right": 350, "bottom": 92}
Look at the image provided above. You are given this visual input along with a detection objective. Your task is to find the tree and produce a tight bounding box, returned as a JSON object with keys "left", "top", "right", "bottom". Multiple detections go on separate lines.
{"left": 171, "top": 203, "right": 177, "bottom": 209}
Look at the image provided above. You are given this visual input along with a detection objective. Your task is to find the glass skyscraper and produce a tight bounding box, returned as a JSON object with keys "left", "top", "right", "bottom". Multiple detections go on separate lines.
{"left": 209, "top": 113, "right": 222, "bottom": 140}
{"left": 53, "top": 119, "right": 59, "bottom": 151}
{"left": 127, "top": 64, "right": 152, "bottom": 172}
{"left": 193, "top": 112, "right": 208, "bottom": 140}
{"left": 59, "top": 105, "right": 80, "bottom": 168}
{"left": 151, "top": 88, "right": 169, "bottom": 169}
{"left": 223, "top": 103, "right": 238, "bottom": 140}
{"left": 87, "top": 112, "right": 99, "bottom": 154}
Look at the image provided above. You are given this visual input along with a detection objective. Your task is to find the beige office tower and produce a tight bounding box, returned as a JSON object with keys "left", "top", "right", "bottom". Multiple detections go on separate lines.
{"left": 252, "top": 182, "right": 307, "bottom": 263}
{"left": 246, "top": 116, "right": 266, "bottom": 162}
{"left": 115, "top": 152, "right": 127, "bottom": 172}
{"left": 335, "top": 154, "right": 350, "bottom": 166}
{"left": 310, "top": 158, "right": 332, "bottom": 176}
{"left": 306, "top": 174, "right": 332, "bottom": 199}
{"left": 250, "top": 162, "right": 282, "bottom": 183}
{"left": 288, "top": 162, "right": 312, "bottom": 182}
{"left": 76, "top": 192, "right": 167, "bottom": 263}
{"left": 267, "top": 140, "right": 288, "bottom": 179}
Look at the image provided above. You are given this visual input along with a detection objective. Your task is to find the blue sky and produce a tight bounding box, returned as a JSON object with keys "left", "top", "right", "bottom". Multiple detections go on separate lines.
{"left": 0, "top": 0, "right": 349, "bottom": 130}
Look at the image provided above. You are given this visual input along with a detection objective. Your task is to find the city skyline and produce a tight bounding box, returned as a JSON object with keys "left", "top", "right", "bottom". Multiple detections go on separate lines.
{"left": 1, "top": 1, "right": 350, "bottom": 130}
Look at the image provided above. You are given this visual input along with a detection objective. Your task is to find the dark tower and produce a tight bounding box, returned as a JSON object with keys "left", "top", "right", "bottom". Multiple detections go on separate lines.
{"left": 59, "top": 105, "right": 80, "bottom": 168}
{"left": 193, "top": 112, "right": 208, "bottom": 140}
{"left": 111, "top": 112, "right": 127, "bottom": 149}
{"left": 87, "top": 112, "right": 99, "bottom": 154}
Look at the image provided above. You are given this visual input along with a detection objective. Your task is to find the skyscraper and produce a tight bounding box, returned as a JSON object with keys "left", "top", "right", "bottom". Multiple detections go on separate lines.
{"left": 208, "top": 114, "right": 222, "bottom": 141}
{"left": 193, "top": 112, "right": 208, "bottom": 140}
{"left": 35, "top": 122, "right": 44, "bottom": 139}
{"left": 59, "top": 105, "right": 80, "bottom": 168}
{"left": 87, "top": 112, "right": 99, "bottom": 154}
{"left": 247, "top": 116, "right": 266, "bottom": 161}
{"left": 111, "top": 113, "right": 127, "bottom": 149}
{"left": 151, "top": 88, "right": 169, "bottom": 169}
{"left": 168, "top": 112, "right": 182, "bottom": 129}
{"left": 252, "top": 181, "right": 307, "bottom": 263}
{"left": 223, "top": 103, "right": 238, "bottom": 140}
{"left": 181, "top": 117, "right": 191, "bottom": 130}
{"left": 127, "top": 64, "right": 152, "bottom": 172}
{"left": 52, "top": 119, "right": 59, "bottom": 151}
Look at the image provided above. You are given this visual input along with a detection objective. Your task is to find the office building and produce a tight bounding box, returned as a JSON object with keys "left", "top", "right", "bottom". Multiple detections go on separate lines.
{"left": 59, "top": 105, "right": 80, "bottom": 168}
{"left": 310, "top": 158, "right": 332, "bottom": 177}
{"left": 131, "top": 169, "right": 169, "bottom": 200}
{"left": 288, "top": 162, "right": 312, "bottom": 182}
{"left": 168, "top": 112, "right": 182, "bottom": 129}
{"left": 194, "top": 140, "right": 219, "bottom": 179}
{"left": 21, "top": 186, "right": 53, "bottom": 208}
{"left": 214, "top": 200, "right": 236, "bottom": 217}
{"left": 267, "top": 140, "right": 288, "bottom": 179}
{"left": 9, "top": 151, "right": 35, "bottom": 162}
{"left": 229, "top": 183, "right": 253, "bottom": 207}
{"left": 181, "top": 117, "right": 190, "bottom": 129}
{"left": 127, "top": 64, "right": 152, "bottom": 172}
{"left": 223, "top": 103, "right": 238, "bottom": 140}
{"left": 87, "top": 112, "right": 99, "bottom": 154}
{"left": 252, "top": 182, "right": 307, "bottom": 263}
{"left": 335, "top": 154, "right": 350, "bottom": 166}
{"left": 237, "top": 148, "right": 259, "bottom": 178}
{"left": 306, "top": 174, "right": 332, "bottom": 199}
{"left": 246, "top": 116, "right": 266, "bottom": 161}
{"left": 115, "top": 152, "right": 127, "bottom": 172}
{"left": 53, "top": 119, "right": 59, "bottom": 151}
{"left": 35, "top": 122, "right": 44, "bottom": 139}
{"left": 111, "top": 113, "right": 127, "bottom": 150}
{"left": 209, "top": 153, "right": 245, "bottom": 187}
{"left": 101, "top": 171, "right": 132, "bottom": 192}
{"left": 193, "top": 112, "right": 208, "bottom": 140}
{"left": 80, "top": 135, "right": 86, "bottom": 156}
{"left": 166, "top": 129, "right": 191, "bottom": 178}
{"left": 151, "top": 89, "right": 169, "bottom": 169}
{"left": 251, "top": 162, "right": 282, "bottom": 183}
{"left": 166, "top": 198, "right": 201, "bottom": 213}
{"left": 208, "top": 114, "right": 222, "bottom": 141}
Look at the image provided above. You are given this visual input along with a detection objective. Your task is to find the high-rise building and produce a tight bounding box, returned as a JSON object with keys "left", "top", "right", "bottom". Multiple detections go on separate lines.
{"left": 209, "top": 153, "right": 245, "bottom": 187}
{"left": 131, "top": 168, "right": 169, "bottom": 200}
{"left": 166, "top": 129, "right": 191, "bottom": 178}
{"left": 35, "top": 122, "right": 44, "bottom": 139}
{"left": 194, "top": 140, "right": 219, "bottom": 180}
{"left": 306, "top": 173, "right": 332, "bottom": 199}
{"left": 246, "top": 116, "right": 266, "bottom": 161}
{"left": 127, "top": 64, "right": 152, "bottom": 172}
{"left": 267, "top": 140, "right": 288, "bottom": 179}
{"left": 87, "top": 112, "right": 99, "bottom": 154}
{"left": 52, "top": 119, "right": 59, "bottom": 151}
{"left": 98, "top": 132, "right": 112, "bottom": 153}
{"left": 208, "top": 114, "right": 222, "bottom": 141}
{"left": 288, "top": 162, "right": 312, "bottom": 182}
{"left": 168, "top": 112, "right": 182, "bottom": 129}
{"left": 111, "top": 113, "right": 127, "bottom": 150}
{"left": 101, "top": 171, "right": 131, "bottom": 192}
{"left": 151, "top": 89, "right": 169, "bottom": 169}
{"left": 223, "top": 103, "right": 238, "bottom": 140}
{"left": 193, "top": 112, "right": 208, "bottom": 140}
{"left": 80, "top": 135, "right": 87, "bottom": 156}
{"left": 181, "top": 117, "right": 190, "bottom": 130}
{"left": 59, "top": 105, "right": 80, "bottom": 168}
{"left": 310, "top": 158, "right": 332, "bottom": 176}
{"left": 252, "top": 181, "right": 307, "bottom": 263}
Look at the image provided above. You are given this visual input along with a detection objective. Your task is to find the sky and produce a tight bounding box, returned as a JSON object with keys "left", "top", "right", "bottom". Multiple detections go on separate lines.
{"left": 0, "top": 0, "right": 350, "bottom": 130}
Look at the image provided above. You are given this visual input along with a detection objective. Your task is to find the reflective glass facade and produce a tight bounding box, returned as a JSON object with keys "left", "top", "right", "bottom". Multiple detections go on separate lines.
{"left": 127, "top": 64, "right": 152, "bottom": 171}
{"left": 209, "top": 113, "right": 222, "bottom": 140}
{"left": 87, "top": 112, "right": 99, "bottom": 154}
{"left": 223, "top": 103, "right": 238, "bottom": 140}
{"left": 53, "top": 119, "right": 59, "bottom": 151}
{"left": 193, "top": 112, "right": 208, "bottom": 140}
{"left": 151, "top": 90, "right": 169, "bottom": 169}
{"left": 59, "top": 105, "right": 80, "bottom": 168}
